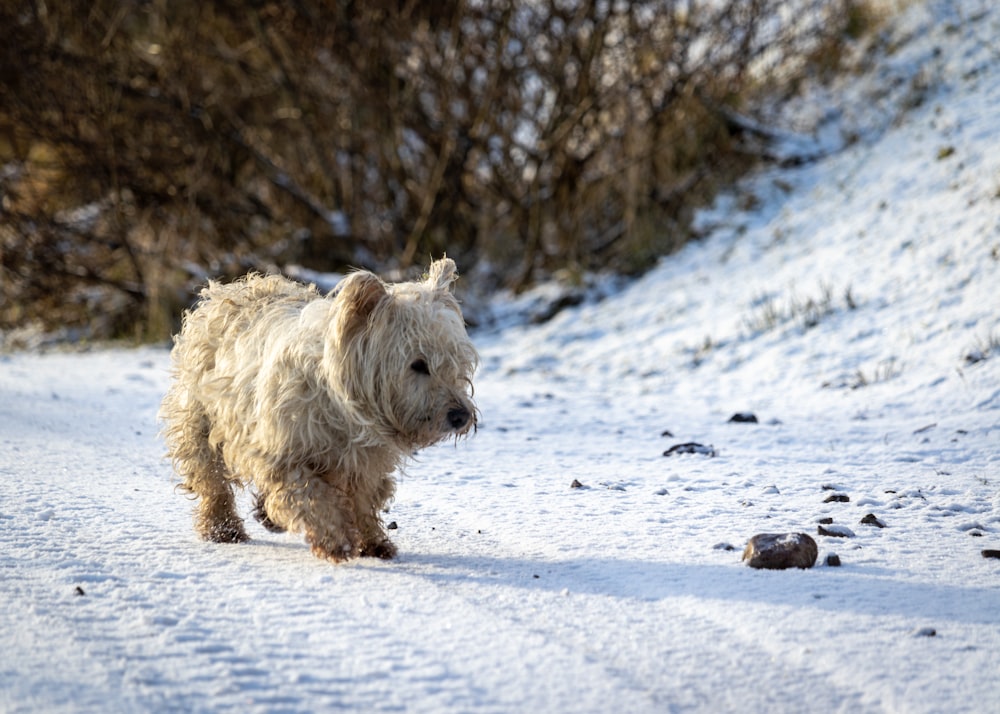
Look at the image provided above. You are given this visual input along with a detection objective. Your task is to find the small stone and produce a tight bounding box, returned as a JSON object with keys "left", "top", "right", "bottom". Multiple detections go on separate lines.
{"left": 570, "top": 479, "right": 586, "bottom": 489}
{"left": 824, "top": 493, "right": 850, "bottom": 503}
{"left": 860, "top": 513, "right": 886, "bottom": 528}
{"left": 742, "top": 532, "right": 818, "bottom": 570}
{"left": 912, "top": 627, "right": 937, "bottom": 637}
{"left": 817, "top": 524, "right": 855, "bottom": 538}
{"left": 74, "top": 586, "right": 86, "bottom": 596}
{"left": 660, "top": 429, "right": 674, "bottom": 437}
{"left": 826, "top": 554, "right": 841, "bottom": 567}
{"left": 982, "top": 549, "right": 1000, "bottom": 559}
{"left": 386, "top": 521, "right": 398, "bottom": 530}
{"left": 663, "top": 442, "right": 717, "bottom": 457}
{"left": 818, "top": 517, "right": 834, "bottom": 525}
{"left": 728, "top": 412, "right": 758, "bottom": 423}
{"left": 713, "top": 542, "right": 737, "bottom": 551}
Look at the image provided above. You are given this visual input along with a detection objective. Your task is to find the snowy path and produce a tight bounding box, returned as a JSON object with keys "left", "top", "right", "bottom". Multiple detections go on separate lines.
{"left": 1, "top": 344, "right": 997, "bottom": 712}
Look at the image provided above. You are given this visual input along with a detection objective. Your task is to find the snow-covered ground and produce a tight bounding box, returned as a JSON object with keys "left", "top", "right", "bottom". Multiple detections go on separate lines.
{"left": 2, "top": 0, "right": 998, "bottom": 711}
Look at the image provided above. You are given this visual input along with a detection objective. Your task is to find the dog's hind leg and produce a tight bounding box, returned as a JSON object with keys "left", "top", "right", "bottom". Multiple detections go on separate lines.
{"left": 162, "top": 394, "right": 248, "bottom": 544}
{"left": 190, "top": 453, "right": 249, "bottom": 543}
{"left": 252, "top": 491, "right": 286, "bottom": 533}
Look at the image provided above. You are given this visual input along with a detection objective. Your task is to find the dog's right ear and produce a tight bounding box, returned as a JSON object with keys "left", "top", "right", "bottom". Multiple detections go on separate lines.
{"left": 333, "top": 271, "right": 388, "bottom": 343}
{"left": 427, "top": 257, "right": 458, "bottom": 293}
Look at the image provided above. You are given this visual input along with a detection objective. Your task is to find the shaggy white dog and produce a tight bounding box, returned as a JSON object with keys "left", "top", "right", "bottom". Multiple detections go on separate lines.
{"left": 159, "top": 258, "right": 478, "bottom": 562}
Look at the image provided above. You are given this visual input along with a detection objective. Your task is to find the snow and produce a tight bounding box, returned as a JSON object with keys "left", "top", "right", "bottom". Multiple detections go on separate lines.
{"left": 2, "top": 0, "right": 999, "bottom": 711}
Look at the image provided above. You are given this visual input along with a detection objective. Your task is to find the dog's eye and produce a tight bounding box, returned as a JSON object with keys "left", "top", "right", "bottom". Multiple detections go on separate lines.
{"left": 410, "top": 359, "right": 430, "bottom": 376}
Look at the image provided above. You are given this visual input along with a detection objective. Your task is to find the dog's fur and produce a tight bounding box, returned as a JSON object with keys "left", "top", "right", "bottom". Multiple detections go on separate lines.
{"left": 159, "top": 258, "right": 478, "bottom": 562}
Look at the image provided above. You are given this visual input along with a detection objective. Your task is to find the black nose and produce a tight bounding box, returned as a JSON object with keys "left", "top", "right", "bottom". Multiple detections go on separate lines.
{"left": 447, "top": 407, "right": 471, "bottom": 430}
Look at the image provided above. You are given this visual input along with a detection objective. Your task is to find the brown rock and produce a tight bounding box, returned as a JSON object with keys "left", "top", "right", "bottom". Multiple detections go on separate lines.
{"left": 663, "top": 442, "right": 717, "bottom": 457}
{"left": 860, "top": 513, "right": 886, "bottom": 528}
{"left": 742, "top": 532, "right": 818, "bottom": 570}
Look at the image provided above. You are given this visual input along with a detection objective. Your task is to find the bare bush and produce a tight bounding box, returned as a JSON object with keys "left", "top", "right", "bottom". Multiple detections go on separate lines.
{"left": 0, "top": 0, "right": 855, "bottom": 341}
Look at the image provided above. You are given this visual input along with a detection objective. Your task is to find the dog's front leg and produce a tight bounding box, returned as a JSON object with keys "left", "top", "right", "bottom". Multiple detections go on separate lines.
{"left": 304, "top": 477, "right": 365, "bottom": 562}
{"left": 353, "top": 474, "right": 398, "bottom": 560}
{"left": 259, "top": 465, "right": 364, "bottom": 562}
{"left": 307, "top": 485, "right": 364, "bottom": 562}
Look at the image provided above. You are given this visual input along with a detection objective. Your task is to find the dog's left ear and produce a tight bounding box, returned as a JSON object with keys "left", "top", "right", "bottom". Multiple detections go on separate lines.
{"left": 427, "top": 258, "right": 457, "bottom": 293}
{"left": 334, "top": 270, "right": 389, "bottom": 343}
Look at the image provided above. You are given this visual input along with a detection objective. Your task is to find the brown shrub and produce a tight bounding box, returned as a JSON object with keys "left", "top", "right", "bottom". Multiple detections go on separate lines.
{"left": 0, "top": 0, "right": 855, "bottom": 341}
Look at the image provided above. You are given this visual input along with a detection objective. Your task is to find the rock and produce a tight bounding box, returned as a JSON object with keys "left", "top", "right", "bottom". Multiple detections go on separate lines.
{"left": 713, "top": 542, "right": 737, "bottom": 551}
{"left": 386, "top": 521, "right": 398, "bottom": 530}
{"left": 817, "top": 524, "right": 855, "bottom": 538}
{"left": 742, "top": 532, "right": 818, "bottom": 570}
{"left": 728, "top": 412, "right": 758, "bottom": 423}
{"left": 912, "top": 627, "right": 937, "bottom": 637}
{"left": 663, "top": 442, "right": 717, "bottom": 457}
{"left": 860, "top": 513, "right": 886, "bottom": 528}
{"left": 826, "top": 553, "right": 842, "bottom": 567}
{"left": 982, "top": 549, "right": 1000, "bottom": 560}
{"left": 570, "top": 479, "right": 586, "bottom": 489}
{"left": 824, "top": 493, "right": 850, "bottom": 503}
{"left": 74, "top": 586, "right": 86, "bottom": 596}
{"left": 818, "top": 517, "right": 834, "bottom": 525}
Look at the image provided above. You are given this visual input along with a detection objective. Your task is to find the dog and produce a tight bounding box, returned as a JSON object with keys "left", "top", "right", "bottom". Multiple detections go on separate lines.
{"left": 159, "top": 258, "right": 478, "bottom": 562}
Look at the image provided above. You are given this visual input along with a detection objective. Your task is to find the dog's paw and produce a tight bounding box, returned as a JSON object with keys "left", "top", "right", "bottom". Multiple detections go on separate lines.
{"left": 310, "top": 541, "right": 362, "bottom": 563}
{"left": 307, "top": 530, "right": 363, "bottom": 563}
{"left": 201, "top": 519, "right": 250, "bottom": 544}
{"left": 361, "top": 538, "right": 397, "bottom": 560}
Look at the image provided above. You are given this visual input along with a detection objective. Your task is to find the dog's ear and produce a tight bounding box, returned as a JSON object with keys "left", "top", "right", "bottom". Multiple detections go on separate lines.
{"left": 426, "top": 257, "right": 457, "bottom": 293}
{"left": 334, "top": 270, "right": 388, "bottom": 342}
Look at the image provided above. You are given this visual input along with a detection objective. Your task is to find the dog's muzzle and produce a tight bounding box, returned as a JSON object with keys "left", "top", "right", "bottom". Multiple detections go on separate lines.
{"left": 446, "top": 406, "right": 472, "bottom": 431}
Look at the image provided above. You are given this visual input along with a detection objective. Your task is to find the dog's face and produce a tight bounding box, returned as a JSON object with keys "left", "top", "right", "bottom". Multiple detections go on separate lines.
{"left": 329, "top": 258, "right": 478, "bottom": 449}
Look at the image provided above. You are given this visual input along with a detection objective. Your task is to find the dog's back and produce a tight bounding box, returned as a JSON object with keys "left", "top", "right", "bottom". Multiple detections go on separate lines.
{"left": 186, "top": 274, "right": 319, "bottom": 350}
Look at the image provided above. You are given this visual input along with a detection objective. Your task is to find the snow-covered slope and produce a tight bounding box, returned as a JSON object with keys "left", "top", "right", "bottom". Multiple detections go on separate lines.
{"left": 2, "top": 1, "right": 998, "bottom": 711}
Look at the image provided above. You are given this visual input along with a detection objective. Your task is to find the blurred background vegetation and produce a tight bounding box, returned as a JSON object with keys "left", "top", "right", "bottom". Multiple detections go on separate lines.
{"left": 0, "top": 0, "right": 868, "bottom": 343}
